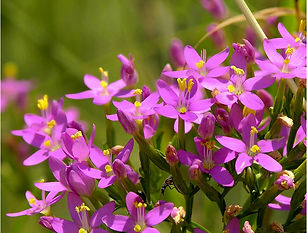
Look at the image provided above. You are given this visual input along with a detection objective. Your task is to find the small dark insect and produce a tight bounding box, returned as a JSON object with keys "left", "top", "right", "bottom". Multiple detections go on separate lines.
{"left": 136, "top": 190, "right": 147, "bottom": 203}
{"left": 161, "top": 176, "right": 175, "bottom": 195}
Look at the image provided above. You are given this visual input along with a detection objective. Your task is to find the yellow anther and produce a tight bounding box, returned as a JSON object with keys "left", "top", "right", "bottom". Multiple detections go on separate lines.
{"left": 230, "top": 65, "right": 245, "bottom": 75}
{"left": 295, "top": 37, "right": 300, "bottom": 42}
{"left": 179, "top": 107, "right": 187, "bottom": 113}
{"left": 281, "top": 180, "right": 290, "bottom": 189}
{"left": 103, "top": 71, "right": 108, "bottom": 77}
{"left": 250, "top": 145, "right": 260, "bottom": 153}
{"left": 70, "top": 131, "right": 83, "bottom": 140}
{"left": 47, "top": 120, "right": 56, "bottom": 128}
{"left": 205, "top": 141, "right": 215, "bottom": 150}
{"left": 134, "top": 224, "right": 142, "bottom": 232}
{"left": 37, "top": 95, "right": 49, "bottom": 110}
{"left": 75, "top": 206, "right": 80, "bottom": 213}
{"left": 285, "top": 45, "right": 294, "bottom": 55}
{"left": 40, "top": 178, "right": 45, "bottom": 183}
{"left": 243, "top": 106, "right": 256, "bottom": 117}
{"left": 134, "top": 101, "right": 141, "bottom": 108}
{"left": 283, "top": 59, "right": 290, "bottom": 65}
{"left": 143, "top": 203, "right": 147, "bottom": 208}
{"left": 103, "top": 149, "right": 110, "bottom": 156}
{"left": 227, "top": 85, "right": 235, "bottom": 93}
{"left": 105, "top": 165, "right": 113, "bottom": 173}
{"left": 133, "top": 89, "right": 143, "bottom": 95}
{"left": 203, "top": 161, "right": 214, "bottom": 170}
{"left": 29, "top": 198, "right": 36, "bottom": 204}
{"left": 79, "top": 203, "right": 90, "bottom": 212}
{"left": 250, "top": 126, "right": 258, "bottom": 135}
{"left": 133, "top": 201, "right": 138, "bottom": 208}
{"left": 44, "top": 140, "right": 51, "bottom": 147}
{"left": 137, "top": 202, "right": 143, "bottom": 208}
{"left": 177, "top": 78, "right": 187, "bottom": 92}
{"left": 3, "top": 62, "right": 18, "bottom": 77}
{"left": 196, "top": 60, "right": 205, "bottom": 69}
{"left": 79, "top": 228, "right": 88, "bottom": 233}
{"left": 187, "top": 79, "right": 194, "bottom": 92}
{"left": 99, "top": 67, "right": 104, "bottom": 73}
{"left": 100, "top": 80, "right": 108, "bottom": 88}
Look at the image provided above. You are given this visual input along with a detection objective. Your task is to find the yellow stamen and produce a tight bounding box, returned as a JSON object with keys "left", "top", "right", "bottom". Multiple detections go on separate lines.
{"left": 285, "top": 45, "right": 294, "bottom": 55}
{"left": 99, "top": 67, "right": 104, "bottom": 73}
{"left": 105, "top": 165, "right": 112, "bottom": 173}
{"left": 100, "top": 80, "right": 108, "bottom": 88}
{"left": 250, "top": 126, "right": 258, "bottom": 135}
{"left": 37, "top": 95, "right": 49, "bottom": 110}
{"left": 75, "top": 206, "right": 80, "bottom": 213}
{"left": 44, "top": 140, "right": 51, "bottom": 147}
{"left": 29, "top": 198, "right": 36, "bottom": 204}
{"left": 179, "top": 107, "right": 187, "bottom": 113}
{"left": 134, "top": 101, "right": 141, "bottom": 108}
{"left": 103, "top": 149, "right": 110, "bottom": 156}
{"left": 203, "top": 161, "right": 214, "bottom": 170}
{"left": 3, "top": 62, "right": 18, "bottom": 77}
{"left": 205, "top": 141, "right": 215, "bottom": 150}
{"left": 79, "top": 203, "right": 90, "bottom": 212}
{"left": 79, "top": 228, "right": 88, "bottom": 233}
{"left": 47, "top": 120, "right": 56, "bottom": 129}
{"left": 243, "top": 106, "right": 256, "bottom": 117}
{"left": 177, "top": 78, "right": 187, "bottom": 92}
{"left": 40, "top": 178, "right": 45, "bottom": 183}
{"left": 299, "top": 19, "right": 305, "bottom": 33}
{"left": 283, "top": 59, "right": 290, "bottom": 65}
{"left": 250, "top": 145, "right": 260, "bottom": 153}
{"left": 133, "top": 89, "right": 143, "bottom": 95}
{"left": 196, "top": 60, "right": 205, "bottom": 69}
{"left": 134, "top": 224, "right": 142, "bottom": 232}
{"left": 137, "top": 202, "right": 143, "bottom": 208}
{"left": 70, "top": 131, "right": 82, "bottom": 140}
{"left": 187, "top": 79, "right": 194, "bottom": 92}
{"left": 295, "top": 37, "right": 300, "bottom": 42}
{"left": 227, "top": 85, "right": 235, "bottom": 93}
{"left": 230, "top": 65, "right": 245, "bottom": 75}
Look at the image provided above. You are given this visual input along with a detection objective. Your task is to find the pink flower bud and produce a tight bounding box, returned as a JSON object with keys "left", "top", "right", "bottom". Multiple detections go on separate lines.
{"left": 189, "top": 160, "right": 202, "bottom": 179}
{"left": 257, "top": 89, "right": 273, "bottom": 110}
{"left": 274, "top": 170, "right": 295, "bottom": 190}
{"left": 206, "top": 23, "right": 226, "bottom": 49}
{"left": 201, "top": 0, "right": 228, "bottom": 20}
{"left": 232, "top": 39, "right": 255, "bottom": 63}
{"left": 113, "top": 159, "right": 127, "bottom": 178}
{"left": 142, "top": 85, "right": 151, "bottom": 101}
{"left": 198, "top": 112, "right": 215, "bottom": 140}
{"left": 171, "top": 206, "right": 186, "bottom": 224}
{"left": 169, "top": 38, "right": 185, "bottom": 68}
{"left": 165, "top": 145, "right": 179, "bottom": 166}
{"left": 215, "top": 108, "right": 232, "bottom": 135}
{"left": 160, "top": 64, "right": 173, "bottom": 85}
{"left": 118, "top": 54, "right": 138, "bottom": 87}
{"left": 117, "top": 110, "right": 138, "bottom": 135}
{"left": 242, "top": 221, "right": 254, "bottom": 233}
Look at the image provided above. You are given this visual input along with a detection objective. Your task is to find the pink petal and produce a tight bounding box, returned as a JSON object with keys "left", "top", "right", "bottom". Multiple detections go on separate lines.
{"left": 90, "top": 201, "right": 115, "bottom": 228}
{"left": 113, "top": 100, "right": 136, "bottom": 112}
{"left": 278, "top": 23, "right": 294, "bottom": 42}
{"left": 263, "top": 39, "right": 284, "bottom": 66}
{"left": 189, "top": 98, "right": 215, "bottom": 112}
{"left": 184, "top": 45, "right": 202, "bottom": 70}
{"left": 213, "top": 147, "right": 236, "bottom": 164}
{"left": 235, "top": 153, "right": 253, "bottom": 174}
{"left": 206, "top": 47, "right": 229, "bottom": 70}
{"left": 126, "top": 192, "right": 142, "bottom": 217}
{"left": 84, "top": 74, "right": 101, "bottom": 89}
{"left": 155, "top": 105, "right": 178, "bottom": 119}
{"left": 116, "top": 138, "right": 133, "bottom": 163}
{"left": 23, "top": 149, "right": 49, "bottom": 166}
{"left": 93, "top": 95, "right": 112, "bottom": 105}
{"left": 142, "top": 228, "right": 160, "bottom": 233}
{"left": 97, "top": 175, "right": 117, "bottom": 188}
{"left": 177, "top": 150, "right": 199, "bottom": 166}
{"left": 210, "top": 166, "right": 234, "bottom": 187}
{"left": 66, "top": 90, "right": 95, "bottom": 99}
{"left": 179, "top": 111, "right": 198, "bottom": 122}
{"left": 239, "top": 91, "right": 264, "bottom": 110}
{"left": 103, "top": 215, "right": 133, "bottom": 232}
{"left": 34, "top": 182, "right": 67, "bottom": 192}
{"left": 67, "top": 192, "right": 84, "bottom": 225}
{"left": 275, "top": 194, "right": 291, "bottom": 205}
{"left": 206, "top": 66, "right": 229, "bottom": 78}
{"left": 243, "top": 76, "right": 275, "bottom": 91}
{"left": 174, "top": 118, "right": 193, "bottom": 133}
{"left": 162, "top": 70, "right": 189, "bottom": 78}
{"left": 156, "top": 79, "right": 178, "bottom": 106}
{"left": 201, "top": 77, "right": 230, "bottom": 91}
{"left": 145, "top": 202, "right": 174, "bottom": 226}
{"left": 215, "top": 136, "right": 246, "bottom": 153}
{"left": 215, "top": 92, "right": 237, "bottom": 106}
{"left": 258, "top": 138, "right": 285, "bottom": 153}
{"left": 254, "top": 153, "right": 282, "bottom": 172}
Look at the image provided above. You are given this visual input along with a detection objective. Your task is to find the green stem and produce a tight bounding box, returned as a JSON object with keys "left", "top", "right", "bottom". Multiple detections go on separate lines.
{"left": 104, "top": 103, "right": 114, "bottom": 147}
{"left": 178, "top": 117, "right": 185, "bottom": 150}
{"left": 183, "top": 193, "right": 194, "bottom": 233}
{"left": 191, "top": 221, "right": 212, "bottom": 233}
{"left": 139, "top": 149, "right": 151, "bottom": 203}
{"left": 270, "top": 79, "right": 287, "bottom": 128}
{"left": 293, "top": 159, "right": 306, "bottom": 182}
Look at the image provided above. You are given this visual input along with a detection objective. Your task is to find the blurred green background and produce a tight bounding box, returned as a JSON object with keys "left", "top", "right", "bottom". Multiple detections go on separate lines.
{"left": 2, "top": 0, "right": 305, "bottom": 232}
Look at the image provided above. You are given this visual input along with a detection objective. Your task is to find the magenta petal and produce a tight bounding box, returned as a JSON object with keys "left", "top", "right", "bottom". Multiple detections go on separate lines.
{"left": 84, "top": 74, "right": 100, "bottom": 89}
{"left": 7, "top": 209, "right": 33, "bottom": 217}
{"left": 23, "top": 149, "right": 49, "bottom": 166}
{"left": 140, "top": 92, "right": 160, "bottom": 109}
{"left": 126, "top": 192, "right": 143, "bottom": 217}
{"left": 206, "top": 47, "right": 229, "bottom": 70}
{"left": 278, "top": 23, "right": 294, "bottom": 42}
{"left": 67, "top": 192, "right": 84, "bottom": 225}
{"left": 103, "top": 215, "right": 133, "bottom": 232}
{"left": 177, "top": 150, "right": 199, "bottom": 166}
{"left": 78, "top": 163, "right": 102, "bottom": 179}
{"left": 174, "top": 118, "right": 193, "bottom": 133}
{"left": 206, "top": 66, "right": 229, "bottom": 78}
{"left": 289, "top": 46, "right": 306, "bottom": 67}
{"left": 291, "top": 67, "right": 307, "bottom": 79}
{"left": 210, "top": 166, "right": 234, "bottom": 187}
{"left": 263, "top": 39, "right": 284, "bottom": 66}
{"left": 66, "top": 90, "right": 95, "bottom": 99}
{"left": 116, "top": 138, "right": 133, "bottom": 163}
{"left": 179, "top": 111, "right": 198, "bottom": 122}
{"left": 235, "top": 153, "right": 253, "bottom": 174}
{"left": 97, "top": 175, "right": 117, "bottom": 188}
{"left": 258, "top": 138, "right": 285, "bottom": 153}
{"left": 145, "top": 202, "right": 174, "bottom": 226}
{"left": 90, "top": 201, "right": 115, "bottom": 228}
{"left": 224, "top": 218, "right": 240, "bottom": 233}
{"left": 106, "top": 114, "right": 118, "bottom": 121}
{"left": 93, "top": 95, "right": 112, "bottom": 105}
{"left": 243, "top": 76, "right": 275, "bottom": 91}
{"left": 254, "top": 153, "right": 282, "bottom": 172}
{"left": 189, "top": 98, "right": 215, "bottom": 112}
{"left": 215, "top": 92, "right": 237, "bottom": 106}
{"left": 229, "top": 103, "right": 243, "bottom": 131}
{"left": 275, "top": 194, "right": 291, "bottom": 204}
{"left": 156, "top": 79, "right": 178, "bottom": 106}
{"left": 92, "top": 229, "right": 110, "bottom": 233}
{"left": 155, "top": 105, "right": 178, "bottom": 119}
{"left": 49, "top": 156, "right": 68, "bottom": 186}
{"left": 201, "top": 77, "right": 230, "bottom": 91}
{"left": 113, "top": 100, "right": 136, "bottom": 112}
{"left": 162, "top": 70, "right": 189, "bottom": 78}
{"left": 34, "top": 182, "right": 67, "bottom": 192}
{"left": 184, "top": 45, "right": 202, "bottom": 70}
{"left": 215, "top": 135, "right": 246, "bottom": 153}
{"left": 239, "top": 91, "right": 264, "bottom": 110}
{"left": 268, "top": 203, "right": 289, "bottom": 211}
{"left": 213, "top": 147, "right": 236, "bottom": 164}
{"left": 89, "top": 146, "right": 108, "bottom": 168}
{"left": 142, "top": 227, "right": 160, "bottom": 233}
{"left": 49, "top": 217, "right": 79, "bottom": 233}
{"left": 108, "top": 79, "right": 126, "bottom": 92}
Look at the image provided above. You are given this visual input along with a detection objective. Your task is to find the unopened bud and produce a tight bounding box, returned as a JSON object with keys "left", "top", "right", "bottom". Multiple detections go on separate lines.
{"left": 118, "top": 54, "right": 138, "bottom": 87}
{"left": 212, "top": 88, "right": 221, "bottom": 98}
{"left": 270, "top": 221, "right": 284, "bottom": 233}
{"left": 141, "top": 85, "right": 151, "bottom": 101}
{"left": 224, "top": 205, "right": 242, "bottom": 219}
{"left": 267, "top": 150, "right": 282, "bottom": 161}
{"left": 232, "top": 39, "right": 255, "bottom": 63}
{"left": 198, "top": 112, "right": 215, "bottom": 140}
{"left": 166, "top": 145, "right": 179, "bottom": 166}
{"left": 215, "top": 108, "right": 232, "bottom": 135}
{"left": 257, "top": 89, "right": 273, "bottom": 110}
{"left": 207, "top": 23, "right": 226, "bottom": 49}
{"left": 113, "top": 159, "right": 127, "bottom": 178}
{"left": 117, "top": 110, "right": 138, "bottom": 135}
{"left": 111, "top": 145, "right": 124, "bottom": 155}
{"left": 242, "top": 221, "right": 254, "bottom": 233}
{"left": 189, "top": 160, "right": 201, "bottom": 180}
{"left": 160, "top": 64, "right": 173, "bottom": 85}
{"left": 275, "top": 170, "right": 295, "bottom": 190}
{"left": 201, "top": 0, "right": 228, "bottom": 20}
{"left": 171, "top": 206, "right": 186, "bottom": 224}
{"left": 169, "top": 38, "right": 185, "bottom": 68}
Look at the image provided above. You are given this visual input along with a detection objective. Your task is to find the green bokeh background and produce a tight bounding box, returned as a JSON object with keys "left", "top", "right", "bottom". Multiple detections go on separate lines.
{"left": 2, "top": 0, "right": 304, "bottom": 232}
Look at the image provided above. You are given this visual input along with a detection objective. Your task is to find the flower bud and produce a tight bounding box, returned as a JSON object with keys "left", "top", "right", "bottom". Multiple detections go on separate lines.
{"left": 257, "top": 89, "right": 274, "bottom": 110}
{"left": 142, "top": 85, "right": 151, "bottom": 101}
{"left": 111, "top": 145, "right": 124, "bottom": 155}
{"left": 117, "top": 110, "right": 138, "bottom": 135}
{"left": 198, "top": 112, "right": 215, "bottom": 140}
{"left": 118, "top": 54, "right": 138, "bottom": 87}
{"left": 113, "top": 159, "right": 127, "bottom": 178}
{"left": 232, "top": 39, "right": 255, "bottom": 63}
{"left": 169, "top": 38, "right": 185, "bottom": 68}
{"left": 160, "top": 64, "right": 173, "bottom": 85}
{"left": 215, "top": 108, "right": 232, "bottom": 135}
{"left": 201, "top": 0, "right": 228, "bottom": 20}
{"left": 242, "top": 221, "right": 254, "bottom": 233}
{"left": 267, "top": 150, "right": 282, "bottom": 161}
{"left": 143, "top": 114, "right": 159, "bottom": 139}
{"left": 171, "top": 206, "right": 186, "bottom": 224}
{"left": 189, "top": 160, "right": 201, "bottom": 180}
{"left": 224, "top": 205, "right": 242, "bottom": 220}
{"left": 246, "top": 27, "right": 256, "bottom": 47}
{"left": 275, "top": 170, "right": 295, "bottom": 190}
{"left": 166, "top": 145, "right": 179, "bottom": 166}
{"left": 39, "top": 216, "right": 55, "bottom": 231}
{"left": 207, "top": 23, "right": 226, "bottom": 49}
{"left": 270, "top": 221, "right": 284, "bottom": 233}
{"left": 66, "top": 163, "right": 95, "bottom": 197}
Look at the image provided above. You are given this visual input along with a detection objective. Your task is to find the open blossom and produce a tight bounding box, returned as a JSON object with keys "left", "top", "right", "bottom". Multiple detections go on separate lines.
{"left": 40, "top": 192, "right": 114, "bottom": 233}
{"left": 216, "top": 114, "right": 284, "bottom": 174}
{"left": 79, "top": 138, "right": 139, "bottom": 188}
{"left": 103, "top": 192, "right": 174, "bottom": 233}
{"left": 7, "top": 190, "right": 64, "bottom": 217}
{"left": 163, "top": 45, "right": 230, "bottom": 90}
{"left": 66, "top": 68, "right": 134, "bottom": 105}
{"left": 155, "top": 77, "right": 215, "bottom": 133}
{"left": 178, "top": 137, "right": 235, "bottom": 186}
